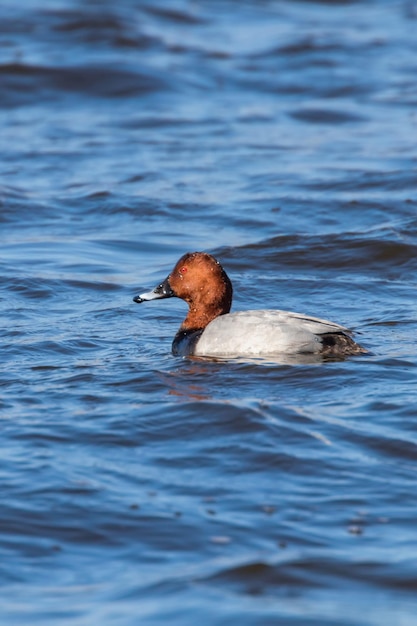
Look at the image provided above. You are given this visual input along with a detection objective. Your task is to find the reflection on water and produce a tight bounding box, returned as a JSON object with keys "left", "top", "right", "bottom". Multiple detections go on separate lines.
{"left": 191, "top": 352, "right": 361, "bottom": 366}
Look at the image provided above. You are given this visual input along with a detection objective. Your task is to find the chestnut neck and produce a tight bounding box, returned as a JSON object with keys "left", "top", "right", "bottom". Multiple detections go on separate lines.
{"left": 179, "top": 268, "right": 232, "bottom": 332}
{"left": 181, "top": 298, "right": 229, "bottom": 331}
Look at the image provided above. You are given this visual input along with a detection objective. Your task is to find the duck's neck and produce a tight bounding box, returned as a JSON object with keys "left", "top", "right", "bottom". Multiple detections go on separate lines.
{"left": 180, "top": 297, "right": 228, "bottom": 331}
{"left": 181, "top": 274, "right": 232, "bottom": 331}
{"left": 178, "top": 263, "right": 233, "bottom": 332}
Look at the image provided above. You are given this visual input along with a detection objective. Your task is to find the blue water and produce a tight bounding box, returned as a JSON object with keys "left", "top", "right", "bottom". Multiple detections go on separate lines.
{"left": 1, "top": 1, "right": 417, "bottom": 624}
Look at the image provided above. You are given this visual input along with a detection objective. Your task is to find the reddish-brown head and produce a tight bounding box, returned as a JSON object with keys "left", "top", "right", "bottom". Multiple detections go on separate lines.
{"left": 134, "top": 252, "right": 233, "bottom": 331}
{"left": 168, "top": 252, "right": 233, "bottom": 330}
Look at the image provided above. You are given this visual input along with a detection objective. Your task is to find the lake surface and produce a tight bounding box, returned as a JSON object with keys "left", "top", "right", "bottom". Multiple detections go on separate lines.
{"left": 1, "top": 1, "right": 417, "bottom": 624}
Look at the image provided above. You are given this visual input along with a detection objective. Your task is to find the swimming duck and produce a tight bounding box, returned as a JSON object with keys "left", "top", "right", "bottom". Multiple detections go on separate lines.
{"left": 133, "top": 251, "right": 366, "bottom": 358}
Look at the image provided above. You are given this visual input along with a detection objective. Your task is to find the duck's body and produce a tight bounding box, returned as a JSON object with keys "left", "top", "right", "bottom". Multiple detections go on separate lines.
{"left": 134, "top": 252, "right": 366, "bottom": 359}
{"left": 190, "top": 310, "right": 363, "bottom": 358}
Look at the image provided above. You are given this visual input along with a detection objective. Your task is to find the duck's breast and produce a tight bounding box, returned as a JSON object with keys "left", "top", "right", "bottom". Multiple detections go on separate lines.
{"left": 193, "top": 310, "right": 350, "bottom": 357}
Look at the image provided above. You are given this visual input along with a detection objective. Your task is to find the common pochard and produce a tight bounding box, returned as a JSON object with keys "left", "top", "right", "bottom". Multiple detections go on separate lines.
{"left": 133, "top": 251, "right": 366, "bottom": 358}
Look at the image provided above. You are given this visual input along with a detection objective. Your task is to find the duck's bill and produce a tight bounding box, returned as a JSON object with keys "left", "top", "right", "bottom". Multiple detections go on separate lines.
{"left": 133, "top": 276, "right": 174, "bottom": 303}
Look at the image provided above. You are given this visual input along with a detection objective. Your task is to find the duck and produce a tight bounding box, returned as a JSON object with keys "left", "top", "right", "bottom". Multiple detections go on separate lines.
{"left": 133, "top": 251, "right": 367, "bottom": 359}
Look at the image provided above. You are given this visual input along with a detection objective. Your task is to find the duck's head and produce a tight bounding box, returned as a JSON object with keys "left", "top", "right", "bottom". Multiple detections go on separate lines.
{"left": 134, "top": 252, "right": 233, "bottom": 330}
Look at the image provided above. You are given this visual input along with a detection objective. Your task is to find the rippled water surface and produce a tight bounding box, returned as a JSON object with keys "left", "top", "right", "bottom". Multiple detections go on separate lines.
{"left": 2, "top": 1, "right": 417, "bottom": 624}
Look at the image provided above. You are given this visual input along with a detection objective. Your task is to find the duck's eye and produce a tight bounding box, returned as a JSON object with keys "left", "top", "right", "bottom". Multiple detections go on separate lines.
{"left": 180, "top": 266, "right": 188, "bottom": 274}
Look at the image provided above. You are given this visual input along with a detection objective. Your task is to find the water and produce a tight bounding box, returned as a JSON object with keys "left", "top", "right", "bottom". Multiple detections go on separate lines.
{"left": 1, "top": 0, "right": 417, "bottom": 624}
